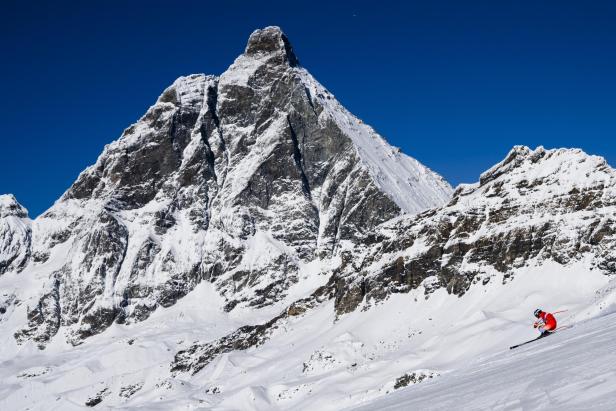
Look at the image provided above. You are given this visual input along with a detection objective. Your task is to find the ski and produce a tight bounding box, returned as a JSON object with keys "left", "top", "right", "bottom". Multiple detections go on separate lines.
{"left": 509, "top": 322, "right": 574, "bottom": 350}
{"left": 509, "top": 332, "right": 554, "bottom": 350}
{"left": 509, "top": 336, "right": 542, "bottom": 350}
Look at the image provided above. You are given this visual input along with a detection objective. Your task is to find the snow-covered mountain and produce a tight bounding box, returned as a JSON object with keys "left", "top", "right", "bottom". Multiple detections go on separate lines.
{"left": 1, "top": 27, "right": 615, "bottom": 411}
{"left": 1, "top": 26, "right": 452, "bottom": 349}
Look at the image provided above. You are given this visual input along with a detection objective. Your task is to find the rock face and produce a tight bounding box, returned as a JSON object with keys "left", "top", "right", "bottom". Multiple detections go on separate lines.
{"left": 5, "top": 26, "right": 452, "bottom": 346}
{"left": 0, "top": 195, "right": 31, "bottom": 276}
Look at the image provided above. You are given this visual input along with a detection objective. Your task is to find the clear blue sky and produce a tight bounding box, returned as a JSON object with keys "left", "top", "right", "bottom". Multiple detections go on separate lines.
{"left": 2, "top": 0, "right": 615, "bottom": 217}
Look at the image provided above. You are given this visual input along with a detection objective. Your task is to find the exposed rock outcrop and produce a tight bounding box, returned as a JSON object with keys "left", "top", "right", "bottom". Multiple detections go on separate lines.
{"left": 331, "top": 146, "right": 616, "bottom": 314}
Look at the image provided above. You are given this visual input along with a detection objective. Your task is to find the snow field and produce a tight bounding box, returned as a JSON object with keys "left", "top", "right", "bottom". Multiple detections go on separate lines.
{"left": 2, "top": 258, "right": 611, "bottom": 410}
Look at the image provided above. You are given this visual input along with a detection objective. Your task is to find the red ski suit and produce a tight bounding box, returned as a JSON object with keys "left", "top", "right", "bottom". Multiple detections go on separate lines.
{"left": 537, "top": 311, "right": 557, "bottom": 331}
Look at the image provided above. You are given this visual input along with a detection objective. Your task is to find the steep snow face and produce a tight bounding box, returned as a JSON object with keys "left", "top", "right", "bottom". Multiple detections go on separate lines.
{"left": 3, "top": 26, "right": 452, "bottom": 347}
{"left": 297, "top": 69, "right": 452, "bottom": 214}
{"left": 0, "top": 194, "right": 31, "bottom": 276}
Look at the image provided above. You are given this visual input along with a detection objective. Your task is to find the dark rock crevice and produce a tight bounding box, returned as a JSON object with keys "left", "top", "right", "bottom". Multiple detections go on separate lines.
{"left": 287, "top": 115, "right": 312, "bottom": 200}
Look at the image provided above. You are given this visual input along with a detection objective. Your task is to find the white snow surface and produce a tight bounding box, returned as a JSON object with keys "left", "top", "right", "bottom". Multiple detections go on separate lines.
{"left": 2, "top": 257, "right": 615, "bottom": 410}
{"left": 352, "top": 307, "right": 616, "bottom": 411}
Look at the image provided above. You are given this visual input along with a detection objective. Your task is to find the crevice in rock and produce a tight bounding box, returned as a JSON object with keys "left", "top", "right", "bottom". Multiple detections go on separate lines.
{"left": 206, "top": 81, "right": 229, "bottom": 200}
{"left": 286, "top": 115, "right": 312, "bottom": 199}
{"left": 303, "top": 85, "right": 317, "bottom": 117}
{"left": 331, "top": 179, "right": 350, "bottom": 254}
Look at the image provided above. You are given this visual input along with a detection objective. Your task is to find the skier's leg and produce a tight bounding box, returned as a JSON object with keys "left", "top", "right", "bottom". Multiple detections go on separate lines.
{"left": 538, "top": 325, "right": 553, "bottom": 338}
{"left": 541, "top": 324, "right": 556, "bottom": 338}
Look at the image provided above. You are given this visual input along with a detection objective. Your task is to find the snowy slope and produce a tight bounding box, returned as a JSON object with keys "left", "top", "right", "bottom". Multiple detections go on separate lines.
{"left": 352, "top": 310, "right": 616, "bottom": 411}
{"left": 1, "top": 260, "right": 613, "bottom": 410}
{"left": 167, "top": 262, "right": 612, "bottom": 411}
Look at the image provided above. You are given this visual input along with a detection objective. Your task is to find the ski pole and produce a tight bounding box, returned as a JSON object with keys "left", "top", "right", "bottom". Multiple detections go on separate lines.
{"left": 552, "top": 310, "right": 568, "bottom": 315}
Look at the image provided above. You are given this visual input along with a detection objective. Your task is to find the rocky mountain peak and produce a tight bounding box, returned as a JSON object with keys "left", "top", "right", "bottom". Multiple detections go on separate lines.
{"left": 478, "top": 145, "right": 537, "bottom": 185}
{"left": 0, "top": 194, "right": 28, "bottom": 219}
{"left": 156, "top": 74, "right": 209, "bottom": 106}
{"left": 453, "top": 146, "right": 615, "bottom": 204}
{"left": 7, "top": 26, "right": 453, "bottom": 347}
{"left": 244, "top": 26, "right": 299, "bottom": 67}
{"left": 0, "top": 194, "right": 31, "bottom": 276}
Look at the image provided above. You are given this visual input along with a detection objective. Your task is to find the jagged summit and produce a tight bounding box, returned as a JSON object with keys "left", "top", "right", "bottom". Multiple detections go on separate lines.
{"left": 478, "top": 145, "right": 608, "bottom": 186}
{"left": 0, "top": 194, "right": 31, "bottom": 275}
{"left": 244, "top": 26, "right": 299, "bottom": 66}
{"left": 455, "top": 145, "right": 616, "bottom": 205}
{"left": 0, "top": 194, "right": 28, "bottom": 218}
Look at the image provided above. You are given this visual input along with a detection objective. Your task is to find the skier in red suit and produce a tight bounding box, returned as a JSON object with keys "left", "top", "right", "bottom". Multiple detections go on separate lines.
{"left": 533, "top": 309, "right": 557, "bottom": 338}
